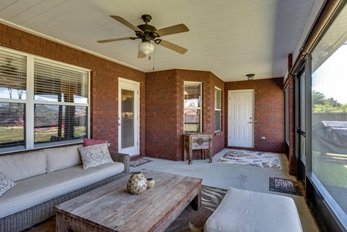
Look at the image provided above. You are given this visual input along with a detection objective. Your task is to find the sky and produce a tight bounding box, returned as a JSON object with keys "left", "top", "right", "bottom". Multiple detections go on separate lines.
{"left": 312, "top": 43, "right": 347, "bottom": 104}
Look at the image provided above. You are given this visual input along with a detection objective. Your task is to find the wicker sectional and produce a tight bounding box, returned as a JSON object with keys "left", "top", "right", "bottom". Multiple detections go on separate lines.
{"left": 0, "top": 145, "right": 130, "bottom": 232}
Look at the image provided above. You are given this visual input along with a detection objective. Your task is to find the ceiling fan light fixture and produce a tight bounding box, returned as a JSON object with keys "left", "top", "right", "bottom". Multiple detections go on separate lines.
{"left": 139, "top": 41, "right": 154, "bottom": 55}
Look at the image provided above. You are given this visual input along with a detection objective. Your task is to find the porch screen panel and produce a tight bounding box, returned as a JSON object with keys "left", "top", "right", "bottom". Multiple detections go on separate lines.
{"left": 311, "top": 4, "right": 347, "bottom": 229}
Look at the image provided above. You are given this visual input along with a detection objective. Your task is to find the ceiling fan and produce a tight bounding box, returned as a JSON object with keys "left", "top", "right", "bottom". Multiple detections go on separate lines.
{"left": 97, "top": 14, "right": 189, "bottom": 58}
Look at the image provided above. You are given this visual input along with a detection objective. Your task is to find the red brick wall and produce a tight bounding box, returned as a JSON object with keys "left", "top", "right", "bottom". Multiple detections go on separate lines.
{"left": 0, "top": 23, "right": 146, "bottom": 154}
{"left": 145, "top": 69, "right": 225, "bottom": 160}
{"left": 145, "top": 70, "right": 179, "bottom": 160}
{"left": 225, "top": 78, "right": 285, "bottom": 153}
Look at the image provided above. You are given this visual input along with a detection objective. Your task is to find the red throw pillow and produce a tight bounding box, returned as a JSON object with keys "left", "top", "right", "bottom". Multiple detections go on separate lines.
{"left": 83, "top": 138, "right": 108, "bottom": 147}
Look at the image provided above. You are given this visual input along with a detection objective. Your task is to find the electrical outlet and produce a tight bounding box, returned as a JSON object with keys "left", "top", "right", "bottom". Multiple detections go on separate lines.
{"left": 261, "top": 136, "right": 266, "bottom": 140}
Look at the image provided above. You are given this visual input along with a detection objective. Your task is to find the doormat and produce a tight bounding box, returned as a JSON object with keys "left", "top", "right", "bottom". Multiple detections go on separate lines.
{"left": 218, "top": 150, "right": 281, "bottom": 169}
{"left": 130, "top": 158, "right": 152, "bottom": 167}
{"left": 269, "top": 177, "right": 302, "bottom": 196}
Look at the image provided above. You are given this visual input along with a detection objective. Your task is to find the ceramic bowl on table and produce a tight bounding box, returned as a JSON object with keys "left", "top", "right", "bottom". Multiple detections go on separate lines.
{"left": 146, "top": 178, "right": 155, "bottom": 189}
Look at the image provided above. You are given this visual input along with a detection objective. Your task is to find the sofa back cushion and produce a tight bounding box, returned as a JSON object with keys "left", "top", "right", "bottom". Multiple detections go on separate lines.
{"left": 46, "top": 145, "right": 82, "bottom": 172}
{"left": 0, "top": 150, "right": 46, "bottom": 181}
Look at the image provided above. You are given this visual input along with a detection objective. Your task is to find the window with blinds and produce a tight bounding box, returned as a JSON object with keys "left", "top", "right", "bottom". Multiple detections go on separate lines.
{"left": 34, "top": 61, "right": 88, "bottom": 103}
{"left": 0, "top": 47, "right": 89, "bottom": 152}
{"left": 33, "top": 60, "right": 88, "bottom": 144}
{"left": 0, "top": 50, "right": 26, "bottom": 99}
{"left": 215, "top": 87, "right": 222, "bottom": 132}
{"left": 0, "top": 50, "right": 26, "bottom": 149}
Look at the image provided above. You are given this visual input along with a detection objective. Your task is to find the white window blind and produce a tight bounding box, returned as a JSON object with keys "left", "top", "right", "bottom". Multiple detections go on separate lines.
{"left": 34, "top": 61, "right": 88, "bottom": 103}
{"left": 33, "top": 60, "right": 88, "bottom": 144}
{"left": 0, "top": 50, "right": 26, "bottom": 100}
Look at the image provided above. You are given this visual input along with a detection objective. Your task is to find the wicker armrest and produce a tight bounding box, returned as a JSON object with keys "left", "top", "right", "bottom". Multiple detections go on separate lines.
{"left": 109, "top": 151, "right": 130, "bottom": 174}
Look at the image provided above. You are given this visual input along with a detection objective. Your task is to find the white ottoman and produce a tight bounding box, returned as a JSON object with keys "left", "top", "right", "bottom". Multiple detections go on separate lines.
{"left": 204, "top": 187, "right": 303, "bottom": 232}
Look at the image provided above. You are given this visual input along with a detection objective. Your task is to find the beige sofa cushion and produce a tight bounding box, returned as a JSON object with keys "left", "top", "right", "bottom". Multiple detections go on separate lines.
{"left": 46, "top": 145, "right": 82, "bottom": 172}
{"left": 0, "top": 162, "right": 124, "bottom": 218}
{"left": 204, "top": 187, "right": 303, "bottom": 232}
{"left": 0, "top": 150, "right": 46, "bottom": 181}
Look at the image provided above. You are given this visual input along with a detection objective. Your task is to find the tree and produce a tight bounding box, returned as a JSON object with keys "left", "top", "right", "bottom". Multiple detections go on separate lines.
{"left": 313, "top": 90, "right": 326, "bottom": 105}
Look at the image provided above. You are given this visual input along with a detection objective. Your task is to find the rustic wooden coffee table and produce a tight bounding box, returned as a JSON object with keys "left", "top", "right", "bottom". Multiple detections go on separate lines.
{"left": 55, "top": 171, "right": 202, "bottom": 232}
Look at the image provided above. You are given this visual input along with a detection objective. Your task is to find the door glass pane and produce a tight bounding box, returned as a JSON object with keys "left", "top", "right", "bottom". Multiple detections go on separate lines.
{"left": 300, "top": 72, "right": 306, "bottom": 165}
{"left": 311, "top": 4, "right": 347, "bottom": 225}
{"left": 121, "top": 89, "right": 134, "bottom": 148}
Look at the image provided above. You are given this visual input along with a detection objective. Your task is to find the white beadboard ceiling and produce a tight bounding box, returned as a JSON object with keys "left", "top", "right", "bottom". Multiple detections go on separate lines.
{"left": 0, "top": 0, "right": 314, "bottom": 81}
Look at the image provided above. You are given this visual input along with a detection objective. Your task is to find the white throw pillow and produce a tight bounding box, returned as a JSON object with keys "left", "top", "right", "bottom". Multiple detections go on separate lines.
{"left": 78, "top": 143, "right": 113, "bottom": 169}
{"left": 0, "top": 173, "right": 15, "bottom": 197}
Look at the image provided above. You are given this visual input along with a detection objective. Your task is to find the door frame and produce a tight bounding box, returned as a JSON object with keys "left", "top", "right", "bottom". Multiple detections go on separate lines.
{"left": 227, "top": 89, "right": 255, "bottom": 148}
{"left": 118, "top": 77, "right": 140, "bottom": 156}
{"left": 294, "top": 55, "right": 312, "bottom": 182}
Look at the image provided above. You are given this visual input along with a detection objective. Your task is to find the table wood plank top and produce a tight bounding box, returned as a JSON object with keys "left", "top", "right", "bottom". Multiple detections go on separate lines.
{"left": 55, "top": 171, "right": 202, "bottom": 232}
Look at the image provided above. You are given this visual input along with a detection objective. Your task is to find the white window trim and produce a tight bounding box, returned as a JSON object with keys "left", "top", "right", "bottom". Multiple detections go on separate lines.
{"left": 184, "top": 81, "right": 202, "bottom": 133}
{"left": 214, "top": 87, "right": 222, "bottom": 133}
{"left": 0, "top": 46, "right": 90, "bottom": 153}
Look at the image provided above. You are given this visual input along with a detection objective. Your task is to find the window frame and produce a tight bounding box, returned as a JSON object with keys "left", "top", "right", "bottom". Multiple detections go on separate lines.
{"left": 0, "top": 46, "right": 90, "bottom": 153}
{"left": 0, "top": 49, "right": 27, "bottom": 151}
{"left": 214, "top": 87, "right": 222, "bottom": 133}
{"left": 183, "top": 81, "right": 202, "bottom": 133}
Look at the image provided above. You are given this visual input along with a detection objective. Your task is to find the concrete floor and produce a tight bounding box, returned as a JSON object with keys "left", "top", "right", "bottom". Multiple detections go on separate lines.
{"left": 133, "top": 148, "right": 320, "bottom": 232}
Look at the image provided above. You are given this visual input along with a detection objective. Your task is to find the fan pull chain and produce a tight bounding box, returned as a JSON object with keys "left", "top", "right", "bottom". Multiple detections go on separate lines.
{"left": 151, "top": 50, "right": 156, "bottom": 71}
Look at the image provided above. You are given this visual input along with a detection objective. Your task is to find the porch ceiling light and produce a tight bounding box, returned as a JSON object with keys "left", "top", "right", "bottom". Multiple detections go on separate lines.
{"left": 139, "top": 41, "right": 154, "bottom": 55}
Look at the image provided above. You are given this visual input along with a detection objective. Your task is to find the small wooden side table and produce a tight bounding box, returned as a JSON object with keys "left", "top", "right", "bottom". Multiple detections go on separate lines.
{"left": 184, "top": 133, "right": 212, "bottom": 165}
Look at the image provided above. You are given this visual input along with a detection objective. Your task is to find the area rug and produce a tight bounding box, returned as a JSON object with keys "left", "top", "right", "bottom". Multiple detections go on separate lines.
{"left": 219, "top": 149, "right": 281, "bottom": 169}
{"left": 130, "top": 157, "right": 152, "bottom": 167}
{"left": 25, "top": 186, "right": 227, "bottom": 232}
{"left": 269, "top": 177, "right": 302, "bottom": 196}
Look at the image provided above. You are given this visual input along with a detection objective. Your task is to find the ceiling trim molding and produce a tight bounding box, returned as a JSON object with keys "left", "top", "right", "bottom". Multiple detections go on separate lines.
{"left": 0, "top": 18, "right": 145, "bottom": 73}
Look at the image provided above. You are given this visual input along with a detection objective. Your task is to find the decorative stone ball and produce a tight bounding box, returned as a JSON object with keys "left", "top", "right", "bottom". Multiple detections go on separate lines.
{"left": 146, "top": 178, "right": 155, "bottom": 189}
{"left": 127, "top": 172, "right": 147, "bottom": 194}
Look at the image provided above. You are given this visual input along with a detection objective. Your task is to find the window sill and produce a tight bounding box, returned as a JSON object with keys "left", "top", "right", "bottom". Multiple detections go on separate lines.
{"left": 0, "top": 140, "right": 83, "bottom": 155}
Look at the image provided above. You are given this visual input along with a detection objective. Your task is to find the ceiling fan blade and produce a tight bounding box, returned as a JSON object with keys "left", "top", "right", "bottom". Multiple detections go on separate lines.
{"left": 97, "top": 37, "right": 135, "bottom": 43}
{"left": 110, "top": 15, "right": 140, "bottom": 32}
{"left": 158, "top": 39, "right": 187, "bottom": 54}
{"left": 156, "top": 24, "right": 189, "bottom": 37}
{"left": 137, "top": 51, "right": 146, "bottom": 58}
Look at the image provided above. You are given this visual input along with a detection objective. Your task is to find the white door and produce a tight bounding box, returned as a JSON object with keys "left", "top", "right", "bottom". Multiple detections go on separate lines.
{"left": 118, "top": 78, "right": 140, "bottom": 156}
{"left": 228, "top": 90, "right": 254, "bottom": 148}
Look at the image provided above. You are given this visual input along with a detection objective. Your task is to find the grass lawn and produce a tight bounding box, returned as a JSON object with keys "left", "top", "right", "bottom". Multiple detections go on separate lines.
{"left": 312, "top": 151, "right": 347, "bottom": 188}
{"left": 0, "top": 126, "right": 24, "bottom": 144}
{"left": 0, "top": 126, "right": 86, "bottom": 144}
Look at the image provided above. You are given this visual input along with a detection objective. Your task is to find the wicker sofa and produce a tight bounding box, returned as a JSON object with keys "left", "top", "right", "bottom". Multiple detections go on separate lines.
{"left": 0, "top": 144, "right": 130, "bottom": 232}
